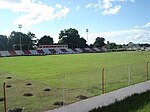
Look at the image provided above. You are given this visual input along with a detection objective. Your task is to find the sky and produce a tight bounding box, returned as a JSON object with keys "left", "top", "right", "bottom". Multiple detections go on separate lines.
{"left": 0, "top": 0, "right": 150, "bottom": 45}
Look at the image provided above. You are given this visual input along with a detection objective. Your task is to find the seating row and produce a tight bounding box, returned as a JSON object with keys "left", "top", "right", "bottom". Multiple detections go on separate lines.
{"left": 0, "top": 47, "right": 106, "bottom": 57}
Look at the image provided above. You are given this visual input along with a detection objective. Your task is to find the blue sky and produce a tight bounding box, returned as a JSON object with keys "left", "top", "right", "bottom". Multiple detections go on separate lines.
{"left": 0, "top": 0, "right": 150, "bottom": 44}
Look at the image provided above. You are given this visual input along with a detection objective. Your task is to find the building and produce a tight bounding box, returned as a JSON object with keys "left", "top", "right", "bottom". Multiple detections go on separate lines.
{"left": 38, "top": 45, "right": 68, "bottom": 49}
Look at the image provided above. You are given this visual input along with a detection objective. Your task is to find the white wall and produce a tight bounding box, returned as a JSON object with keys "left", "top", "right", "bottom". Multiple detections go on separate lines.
{"left": 47, "top": 80, "right": 150, "bottom": 112}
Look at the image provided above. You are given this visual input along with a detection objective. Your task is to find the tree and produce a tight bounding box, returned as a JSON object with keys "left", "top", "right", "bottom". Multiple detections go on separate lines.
{"left": 58, "top": 28, "right": 87, "bottom": 48}
{"left": 38, "top": 35, "right": 53, "bottom": 45}
{"left": 27, "top": 31, "right": 37, "bottom": 49}
{"left": 0, "top": 35, "right": 8, "bottom": 50}
{"left": 107, "top": 42, "right": 117, "bottom": 49}
{"left": 27, "top": 31, "right": 36, "bottom": 40}
{"left": 77, "top": 37, "right": 87, "bottom": 48}
{"left": 93, "top": 37, "right": 105, "bottom": 48}
{"left": 8, "top": 31, "right": 32, "bottom": 50}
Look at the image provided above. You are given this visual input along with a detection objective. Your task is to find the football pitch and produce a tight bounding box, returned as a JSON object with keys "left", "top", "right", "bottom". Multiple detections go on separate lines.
{"left": 0, "top": 51, "right": 150, "bottom": 111}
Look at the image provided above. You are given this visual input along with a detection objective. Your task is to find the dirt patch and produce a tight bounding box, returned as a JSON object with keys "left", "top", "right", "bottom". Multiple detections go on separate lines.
{"left": 43, "top": 88, "right": 51, "bottom": 91}
{"left": 53, "top": 101, "right": 65, "bottom": 106}
{"left": 0, "top": 97, "right": 4, "bottom": 102}
{"left": 23, "top": 93, "right": 33, "bottom": 97}
{"left": 7, "top": 77, "right": 12, "bottom": 79}
{"left": 26, "top": 83, "right": 32, "bottom": 86}
{"left": 76, "top": 95, "right": 88, "bottom": 100}
{"left": 6, "top": 85, "right": 12, "bottom": 88}
{"left": 8, "top": 108, "right": 22, "bottom": 112}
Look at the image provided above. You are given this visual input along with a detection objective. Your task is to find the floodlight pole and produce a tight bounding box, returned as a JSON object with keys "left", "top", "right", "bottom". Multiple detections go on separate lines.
{"left": 18, "top": 24, "right": 22, "bottom": 50}
{"left": 86, "top": 29, "right": 88, "bottom": 41}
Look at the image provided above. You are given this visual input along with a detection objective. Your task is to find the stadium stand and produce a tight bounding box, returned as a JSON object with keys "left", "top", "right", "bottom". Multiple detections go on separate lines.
{"left": 42, "top": 49, "right": 51, "bottom": 55}
{"left": 71, "top": 48, "right": 78, "bottom": 53}
{"left": 0, "top": 47, "right": 107, "bottom": 57}
{"left": 0, "top": 51, "right": 10, "bottom": 56}
{"left": 94, "top": 48, "right": 101, "bottom": 52}
{"left": 67, "top": 49, "right": 75, "bottom": 54}
{"left": 101, "top": 47, "right": 107, "bottom": 51}
{"left": 9, "top": 50, "right": 17, "bottom": 56}
{"left": 85, "top": 48, "right": 92, "bottom": 52}
{"left": 76, "top": 48, "right": 83, "bottom": 53}
{"left": 54, "top": 48, "right": 63, "bottom": 54}
{"left": 23, "top": 50, "right": 31, "bottom": 55}
{"left": 81, "top": 48, "right": 92, "bottom": 53}
{"left": 36, "top": 49, "right": 45, "bottom": 55}
{"left": 90, "top": 48, "right": 97, "bottom": 52}
{"left": 30, "top": 50, "right": 38, "bottom": 55}
{"left": 15, "top": 50, "right": 24, "bottom": 55}
{"left": 49, "top": 49, "right": 57, "bottom": 54}
{"left": 60, "top": 49, "right": 68, "bottom": 53}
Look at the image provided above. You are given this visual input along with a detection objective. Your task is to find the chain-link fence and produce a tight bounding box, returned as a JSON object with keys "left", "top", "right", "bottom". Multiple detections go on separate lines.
{"left": 0, "top": 62, "right": 149, "bottom": 112}
{"left": 103, "top": 62, "right": 149, "bottom": 93}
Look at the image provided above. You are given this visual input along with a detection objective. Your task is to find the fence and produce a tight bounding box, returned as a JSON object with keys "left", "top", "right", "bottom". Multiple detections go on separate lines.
{"left": 0, "top": 62, "right": 149, "bottom": 112}
{"left": 102, "top": 62, "right": 149, "bottom": 94}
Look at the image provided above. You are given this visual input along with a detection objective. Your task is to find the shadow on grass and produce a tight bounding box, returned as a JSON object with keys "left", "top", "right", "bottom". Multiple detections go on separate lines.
{"left": 90, "top": 91, "right": 150, "bottom": 112}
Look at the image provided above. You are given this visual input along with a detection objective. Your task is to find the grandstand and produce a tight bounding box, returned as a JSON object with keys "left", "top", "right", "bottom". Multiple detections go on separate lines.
{"left": 0, "top": 47, "right": 106, "bottom": 57}
{"left": 0, "top": 44, "right": 107, "bottom": 57}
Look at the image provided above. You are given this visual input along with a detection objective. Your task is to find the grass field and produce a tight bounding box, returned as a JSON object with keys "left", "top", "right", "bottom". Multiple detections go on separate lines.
{"left": 0, "top": 51, "right": 150, "bottom": 112}
{"left": 90, "top": 90, "right": 150, "bottom": 112}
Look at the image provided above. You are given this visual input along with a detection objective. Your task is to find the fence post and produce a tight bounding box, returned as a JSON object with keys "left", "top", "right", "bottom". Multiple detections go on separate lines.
{"left": 146, "top": 62, "right": 149, "bottom": 80}
{"left": 62, "top": 75, "right": 65, "bottom": 106}
{"left": 128, "top": 64, "right": 131, "bottom": 85}
{"left": 3, "top": 82, "right": 6, "bottom": 112}
{"left": 102, "top": 68, "right": 105, "bottom": 94}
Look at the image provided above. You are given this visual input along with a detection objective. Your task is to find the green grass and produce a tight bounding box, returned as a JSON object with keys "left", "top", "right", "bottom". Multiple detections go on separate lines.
{"left": 0, "top": 51, "right": 150, "bottom": 112}
{"left": 90, "top": 90, "right": 150, "bottom": 112}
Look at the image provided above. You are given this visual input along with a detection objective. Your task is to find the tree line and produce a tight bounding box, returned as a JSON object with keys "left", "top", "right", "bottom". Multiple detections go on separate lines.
{"left": 0, "top": 28, "right": 105, "bottom": 51}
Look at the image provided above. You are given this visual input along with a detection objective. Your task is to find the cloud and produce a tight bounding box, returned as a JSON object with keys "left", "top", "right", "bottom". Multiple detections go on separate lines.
{"left": 55, "top": 4, "right": 62, "bottom": 9}
{"left": 129, "top": 0, "right": 135, "bottom": 3}
{"left": 86, "top": 0, "right": 101, "bottom": 11}
{"left": 102, "top": 5, "right": 121, "bottom": 15}
{"left": 135, "top": 22, "right": 150, "bottom": 28}
{"left": 0, "top": 0, "right": 70, "bottom": 26}
{"left": 134, "top": 25, "right": 140, "bottom": 29}
{"left": 81, "top": 29, "right": 150, "bottom": 44}
{"left": 144, "top": 22, "right": 150, "bottom": 28}
{"left": 76, "top": 5, "right": 80, "bottom": 11}
{"left": 126, "top": 33, "right": 149, "bottom": 43}
{"left": 86, "top": 0, "right": 134, "bottom": 15}
{"left": 86, "top": 3, "right": 93, "bottom": 8}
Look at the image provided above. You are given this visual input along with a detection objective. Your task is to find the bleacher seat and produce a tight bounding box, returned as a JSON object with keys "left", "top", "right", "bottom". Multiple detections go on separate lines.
{"left": 67, "top": 49, "right": 75, "bottom": 53}
{"left": 9, "top": 51, "right": 17, "bottom": 56}
{"left": 36, "top": 50, "right": 45, "bottom": 54}
{"left": 23, "top": 50, "right": 31, "bottom": 55}
{"left": 60, "top": 49, "right": 68, "bottom": 53}
{"left": 15, "top": 50, "right": 24, "bottom": 55}
{"left": 49, "top": 49, "right": 57, "bottom": 54}
{"left": 0, "top": 51, "right": 10, "bottom": 56}
{"left": 30, "top": 50, "right": 38, "bottom": 55}
{"left": 42, "top": 49, "right": 51, "bottom": 54}
{"left": 0, "top": 47, "right": 107, "bottom": 57}
{"left": 71, "top": 48, "right": 78, "bottom": 53}
{"left": 81, "top": 48, "right": 91, "bottom": 53}
{"left": 54, "top": 49, "right": 63, "bottom": 54}
{"left": 76, "top": 48, "right": 83, "bottom": 53}
{"left": 90, "top": 48, "right": 97, "bottom": 52}
{"left": 94, "top": 48, "right": 101, "bottom": 52}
